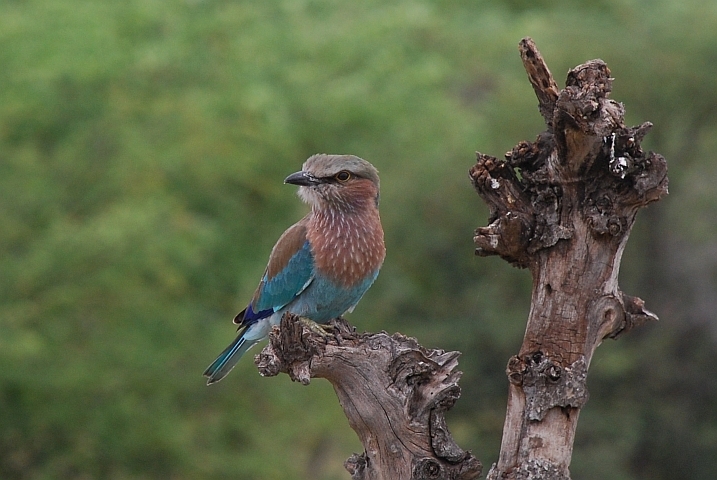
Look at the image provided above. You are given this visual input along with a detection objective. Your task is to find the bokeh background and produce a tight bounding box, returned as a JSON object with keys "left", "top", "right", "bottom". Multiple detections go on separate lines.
{"left": 2, "top": 0, "right": 717, "bottom": 479}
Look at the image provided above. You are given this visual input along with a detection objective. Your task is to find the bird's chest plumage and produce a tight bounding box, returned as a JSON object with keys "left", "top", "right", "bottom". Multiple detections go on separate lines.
{"left": 307, "top": 207, "right": 385, "bottom": 288}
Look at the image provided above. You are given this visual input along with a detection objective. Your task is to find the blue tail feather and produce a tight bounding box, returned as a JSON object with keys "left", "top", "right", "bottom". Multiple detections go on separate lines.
{"left": 203, "top": 328, "right": 258, "bottom": 385}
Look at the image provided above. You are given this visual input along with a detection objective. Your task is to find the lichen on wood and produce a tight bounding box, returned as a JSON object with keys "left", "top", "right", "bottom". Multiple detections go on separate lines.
{"left": 470, "top": 37, "right": 668, "bottom": 480}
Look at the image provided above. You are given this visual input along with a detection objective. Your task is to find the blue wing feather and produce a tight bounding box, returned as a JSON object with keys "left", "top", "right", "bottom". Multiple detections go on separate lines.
{"left": 206, "top": 219, "right": 316, "bottom": 384}
{"left": 239, "top": 305, "right": 274, "bottom": 323}
{"left": 253, "top": 240, "right": 314, "bottom": 313}
{"left": 235, "top": 221, "right": 315, "bottom": 328}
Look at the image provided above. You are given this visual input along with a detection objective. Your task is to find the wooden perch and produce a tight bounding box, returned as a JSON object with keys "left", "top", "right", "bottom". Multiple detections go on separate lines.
{"left": 256, "top": 314, "right": 482, "bottom": 480}
{"left": 470, "top": 38, "right": 667, "bottom": 480}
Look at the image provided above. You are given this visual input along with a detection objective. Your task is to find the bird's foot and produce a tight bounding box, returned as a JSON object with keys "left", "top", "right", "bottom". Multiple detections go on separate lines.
{"left": 298, "top": 317, "right": 334, "bottom": 339}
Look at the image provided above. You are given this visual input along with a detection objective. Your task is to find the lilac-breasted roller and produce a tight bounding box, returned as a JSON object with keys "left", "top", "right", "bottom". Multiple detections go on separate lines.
{"left": 203, "top": 154, "right": 385, "bottom": 384}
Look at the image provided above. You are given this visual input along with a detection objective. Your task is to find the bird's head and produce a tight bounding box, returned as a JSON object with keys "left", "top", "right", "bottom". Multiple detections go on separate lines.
{"left": 285, "top": 154, "right": 381, "bottom": 211}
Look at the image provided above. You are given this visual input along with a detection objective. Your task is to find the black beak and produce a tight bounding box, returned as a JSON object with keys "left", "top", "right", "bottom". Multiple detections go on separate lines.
{"left": 284, "top": 171, "right": 320, "bottom": 186}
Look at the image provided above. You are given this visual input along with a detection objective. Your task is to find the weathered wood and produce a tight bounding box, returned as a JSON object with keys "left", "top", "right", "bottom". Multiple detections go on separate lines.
{"left": 470, "top": 38, "right": 667, "bottom": 480}
{"left": 519, "top": 38, "right": 560, "bottom": 128}
{"left": 256, "top": 314, "right": 482, "bottom": 480}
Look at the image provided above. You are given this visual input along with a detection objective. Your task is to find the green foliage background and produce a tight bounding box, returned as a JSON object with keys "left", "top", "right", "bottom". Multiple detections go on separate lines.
{"left": 2, "top": 0, "right": 716, "bottom": 478}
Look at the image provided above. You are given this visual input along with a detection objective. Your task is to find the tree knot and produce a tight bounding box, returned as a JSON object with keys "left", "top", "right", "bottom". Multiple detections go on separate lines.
{"left": 606, "top": 293, "right": 659, "bottom": 339}
{"left": 413, "top": 458, "right": 443, "bottom": 479}
{"left": 506, "top": 353, "right": 589, "bottom": 421}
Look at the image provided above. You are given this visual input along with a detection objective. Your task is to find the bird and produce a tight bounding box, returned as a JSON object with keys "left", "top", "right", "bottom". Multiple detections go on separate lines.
{"left": 203, "top": 154, "right": 386, "bottom": 385}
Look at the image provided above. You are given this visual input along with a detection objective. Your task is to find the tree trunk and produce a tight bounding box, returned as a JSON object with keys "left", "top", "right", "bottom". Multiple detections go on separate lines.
{"left": 252, "top": 37, "right": 666, "bottom": 480}
{"left": 255, "top": 315, "right": 482, "bottom": 480}
{"left": 470, "top": 38, "right": 668, "bottom": 479}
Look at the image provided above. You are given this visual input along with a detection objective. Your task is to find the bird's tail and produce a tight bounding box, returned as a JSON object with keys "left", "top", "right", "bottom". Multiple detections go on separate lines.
{"left": 203, "top": 327, "right": 258, "bottom": 385}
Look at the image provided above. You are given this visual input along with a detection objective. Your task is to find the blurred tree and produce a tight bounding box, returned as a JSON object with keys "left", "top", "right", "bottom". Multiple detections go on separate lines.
{"left": 0, "top": 0, "right": 715, "bottom": 479}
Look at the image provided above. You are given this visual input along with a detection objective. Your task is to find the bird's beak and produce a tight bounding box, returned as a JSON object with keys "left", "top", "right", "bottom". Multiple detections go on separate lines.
{"left": 284, "top": 171, "right": 320, "bottom": 186}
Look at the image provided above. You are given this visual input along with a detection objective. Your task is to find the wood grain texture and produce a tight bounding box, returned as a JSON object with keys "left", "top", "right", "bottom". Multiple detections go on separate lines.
{"left": 471, "top": 38, "right": 667, "bottom": 480}
{"left": 256, "top": 314, "right": 482, "bottom": 480}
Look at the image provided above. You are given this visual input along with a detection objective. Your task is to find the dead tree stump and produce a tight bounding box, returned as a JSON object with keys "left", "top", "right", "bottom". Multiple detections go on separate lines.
{"left": 469, "top": 38, "right": 668, "bottom": 479}
{"left": 256, "top": 314, "right": 482, "bottom": 480}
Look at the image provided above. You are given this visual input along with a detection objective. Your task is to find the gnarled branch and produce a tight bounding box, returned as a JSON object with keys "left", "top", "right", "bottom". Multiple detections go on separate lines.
{"left": 256, "top": 314, "right": 482, "bottom": 480}
{"left": 471, "top": 37, "right": 667, "bottom": 480}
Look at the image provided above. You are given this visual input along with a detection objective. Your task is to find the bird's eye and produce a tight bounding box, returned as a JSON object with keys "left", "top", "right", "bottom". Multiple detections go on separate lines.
{"left": 335, "top": 171, "right": 351, "bottom": 182}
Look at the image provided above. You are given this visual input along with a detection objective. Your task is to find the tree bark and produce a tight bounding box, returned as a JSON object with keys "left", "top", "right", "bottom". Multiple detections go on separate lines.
{"left": 255, "top": 314, "right": 482, "bottom": 480}
{"left": 470, "top": 38, "right": 668, "bottom": 479}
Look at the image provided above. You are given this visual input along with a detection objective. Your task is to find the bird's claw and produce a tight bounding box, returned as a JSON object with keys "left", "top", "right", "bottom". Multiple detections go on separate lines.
{"left": 299, "top": 317, "right": 334, "bottom": 339}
